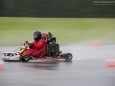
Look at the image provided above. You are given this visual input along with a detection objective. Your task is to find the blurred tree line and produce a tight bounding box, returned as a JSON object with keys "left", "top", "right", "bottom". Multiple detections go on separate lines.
{"left": 0, "top": 0, "right": 115, "bottom": 17}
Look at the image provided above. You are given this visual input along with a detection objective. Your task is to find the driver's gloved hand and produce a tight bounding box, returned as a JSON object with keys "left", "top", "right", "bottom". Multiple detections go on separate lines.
{"left": 27, "top": 41, "right": 33, "bottom": 46}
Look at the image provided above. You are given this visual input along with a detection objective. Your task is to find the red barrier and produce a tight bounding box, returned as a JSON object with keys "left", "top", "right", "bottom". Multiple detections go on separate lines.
{"left": 0, "top": 57, "right": 4, "bottom": 70}
{"left": 87, "top": 40, "right": 102, "bottom": 46}
{"left": 106, "top": 54, "right": 115, "bottom": 67}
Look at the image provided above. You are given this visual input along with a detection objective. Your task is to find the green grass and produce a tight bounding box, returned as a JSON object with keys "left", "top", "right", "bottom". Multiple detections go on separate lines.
{"left": 0, "top": 17, "right": 115, "bottom": 45}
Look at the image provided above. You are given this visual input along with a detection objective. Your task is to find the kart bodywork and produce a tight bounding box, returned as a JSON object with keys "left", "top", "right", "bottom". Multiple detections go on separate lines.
{"left": 3, "top": 52, "right": 20, "bottom": 61}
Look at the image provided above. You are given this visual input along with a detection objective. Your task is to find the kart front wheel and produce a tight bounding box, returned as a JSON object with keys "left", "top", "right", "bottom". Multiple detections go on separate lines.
{"left": 22, "top": 55, "right": 30, "bottom": 62}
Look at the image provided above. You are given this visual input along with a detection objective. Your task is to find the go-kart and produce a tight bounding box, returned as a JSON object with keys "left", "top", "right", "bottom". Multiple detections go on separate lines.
{"left": 3, "top": 32, "right": 73, "bottom": 62}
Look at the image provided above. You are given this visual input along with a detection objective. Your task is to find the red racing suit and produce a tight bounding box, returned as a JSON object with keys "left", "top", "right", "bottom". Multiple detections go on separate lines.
{"left": 22, "top": 38, "right": 46, "bottom": 57}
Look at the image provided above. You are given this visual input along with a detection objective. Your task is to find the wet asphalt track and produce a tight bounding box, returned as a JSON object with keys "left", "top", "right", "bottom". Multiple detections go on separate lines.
{"left": 0, "top": 45, "right": 115, "bottom": 86}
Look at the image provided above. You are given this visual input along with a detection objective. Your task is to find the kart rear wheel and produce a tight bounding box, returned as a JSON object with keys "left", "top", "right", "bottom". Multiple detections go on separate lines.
{"left": 22, "top": 55, "right": 30, "bottom": 62}
{"left": 61, "top": 53, "right": 73, "bottom": 61}
{"left": 65, "top": 53, "right": 73, "bottom": 61}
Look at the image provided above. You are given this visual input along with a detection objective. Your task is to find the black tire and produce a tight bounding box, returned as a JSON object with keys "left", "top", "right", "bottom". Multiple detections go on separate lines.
{"left": 22, "top": 55, "right": 30, "bottom": 62}
{"left": 61, "top": 53, "right": 73, "bottom": 61}
{"left": 65, "top": 53, "right": 73, "bottom": 61}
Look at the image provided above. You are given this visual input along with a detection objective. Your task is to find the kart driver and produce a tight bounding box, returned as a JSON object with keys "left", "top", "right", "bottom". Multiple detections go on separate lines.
{"left": 22, "top": 31, "right": 46, "bottom": 57}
